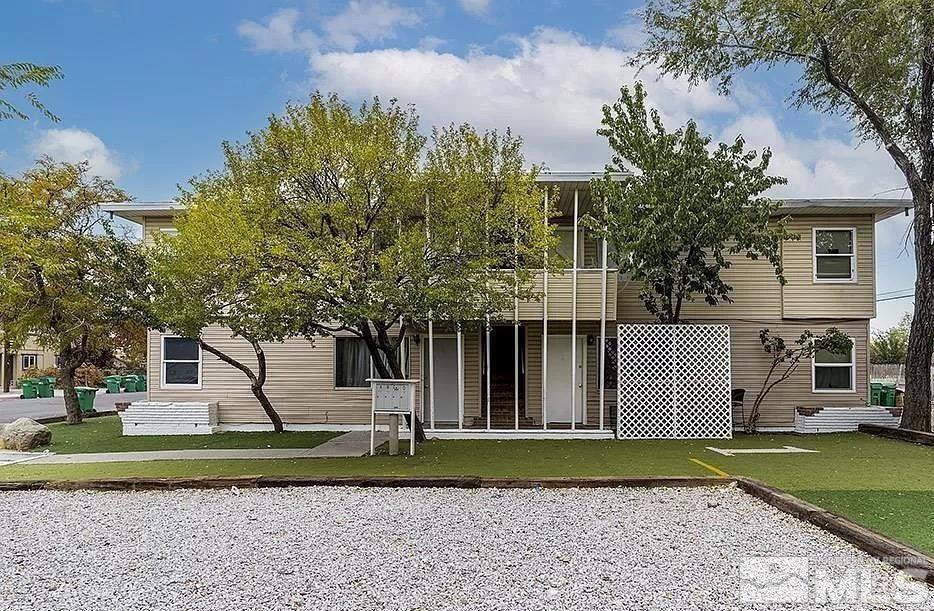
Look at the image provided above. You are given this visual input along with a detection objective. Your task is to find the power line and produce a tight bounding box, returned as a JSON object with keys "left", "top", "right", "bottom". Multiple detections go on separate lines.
{"left": 877, "top": 293, "right": 914, "bottom": 303}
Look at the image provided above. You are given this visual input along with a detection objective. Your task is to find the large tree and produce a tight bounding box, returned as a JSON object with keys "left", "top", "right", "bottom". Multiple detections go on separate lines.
{"left": 635, "top": 0, "right": 933, "bottom": 428}
{"left": 218, "top": 93, "right": 555, "bottom": 439}
{"left": 0, "top": 159, "right": 150, "bottom": 423}
{"left": 149, "top": 175, "right": 314, "bottom": 433}
{"left": 587, "top": 82, "right": 792, "bottom": 322}
{"left": 1, "top": 62, "right": 62, "bottom": 122}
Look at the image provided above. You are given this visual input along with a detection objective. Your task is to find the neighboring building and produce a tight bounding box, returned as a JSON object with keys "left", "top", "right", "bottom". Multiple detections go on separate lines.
{"left": 0, "top": 338, "right": 58, "bottom": 391}
{"left": 102, "top": 173, "right": 911, "bottom": 435}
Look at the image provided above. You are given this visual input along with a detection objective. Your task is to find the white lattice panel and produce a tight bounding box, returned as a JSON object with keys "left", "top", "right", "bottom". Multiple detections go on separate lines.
{"left": 617, "top": 324, "right": 733, "bottom": 439}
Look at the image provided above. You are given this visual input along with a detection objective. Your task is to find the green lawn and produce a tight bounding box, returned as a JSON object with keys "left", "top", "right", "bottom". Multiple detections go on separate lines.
{"left": 4, "top": 428, "right": 934, "bottom": 555}
{"left": 34, "top": 416, "right": 340, "bottom": 453}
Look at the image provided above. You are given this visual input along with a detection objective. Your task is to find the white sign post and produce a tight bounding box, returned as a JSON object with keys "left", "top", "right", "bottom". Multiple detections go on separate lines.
{"left": 368, "top": 379, "right": 419, "bottom": 456}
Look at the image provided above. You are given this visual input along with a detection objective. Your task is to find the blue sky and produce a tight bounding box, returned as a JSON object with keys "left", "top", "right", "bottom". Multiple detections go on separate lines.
{"left": 0, "top": 0, "right": 916, "bottom": 329}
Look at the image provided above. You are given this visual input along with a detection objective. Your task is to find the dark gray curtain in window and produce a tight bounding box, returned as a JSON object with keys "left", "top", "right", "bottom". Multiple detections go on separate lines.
{"left": 336, "top": 338, "right": 370, "bottom": 387}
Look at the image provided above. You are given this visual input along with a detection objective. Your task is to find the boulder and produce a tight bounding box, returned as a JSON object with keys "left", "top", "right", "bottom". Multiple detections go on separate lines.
{"left": 0, "top": 418, "right": 52, "bottom": 451}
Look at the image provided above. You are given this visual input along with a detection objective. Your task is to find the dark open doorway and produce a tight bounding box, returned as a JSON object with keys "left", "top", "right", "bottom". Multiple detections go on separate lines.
{"left": 480, "top": 325, "right": 529, "bottom": 428}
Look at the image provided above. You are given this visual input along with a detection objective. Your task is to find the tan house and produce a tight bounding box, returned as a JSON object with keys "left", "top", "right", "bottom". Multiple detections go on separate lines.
{"left": 1, "top": 337, "right": 57, "bottom": 391}
{"left": 102, "top": 173, "right": 910, "bottom": 436}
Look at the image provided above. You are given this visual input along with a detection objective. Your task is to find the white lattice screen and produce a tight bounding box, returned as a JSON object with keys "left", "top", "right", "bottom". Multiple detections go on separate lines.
{"left": 617, "top": 324, "right": 733, "bottom": 439}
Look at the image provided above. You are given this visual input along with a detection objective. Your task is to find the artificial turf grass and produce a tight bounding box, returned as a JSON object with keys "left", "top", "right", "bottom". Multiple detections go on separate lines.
{"left": 36, "top": 416, "right": 340, "bottom": 453}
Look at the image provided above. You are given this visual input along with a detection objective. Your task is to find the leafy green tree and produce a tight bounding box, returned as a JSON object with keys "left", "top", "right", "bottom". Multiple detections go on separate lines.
{"left": 586, "top": 82, "right": 792, "bottom": 323}
{"left": 149, "top": 176, "right": 315, "bottom": 433}
{"left": 217, "top": 93, "right": 555, "bottom": 439}
{"left": 0, "top": 159, "right": 151, "bottom": 423}
{"left": 745, "top": 327, "right": 854, "bottom": 432}
{"left": 634, "top": 0, "right": 933, "bottom": 429}
{"left": 871, "top": 314, "right": 912, "bottom": 364}
{"left": 1, "top": 62, "right": 63, "bottom": 121}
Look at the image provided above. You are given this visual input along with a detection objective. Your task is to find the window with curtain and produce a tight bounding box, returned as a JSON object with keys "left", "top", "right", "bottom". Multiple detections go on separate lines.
{"left": 813, "top": 342, "right": 855, "bottom": 392}
{"left": 335, "top": 338, "right": 371, "bottom": 387}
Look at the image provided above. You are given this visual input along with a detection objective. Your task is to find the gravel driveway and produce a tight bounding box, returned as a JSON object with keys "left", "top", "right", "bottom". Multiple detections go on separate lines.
{"left": 1, "top": 486, "right": 930, "bottom": 610}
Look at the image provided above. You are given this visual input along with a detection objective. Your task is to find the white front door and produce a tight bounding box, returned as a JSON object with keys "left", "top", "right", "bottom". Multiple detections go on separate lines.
{"left": 423, "top": 337, "right": 460, "bottom": 426}
{"left": 546, "top": 335, "right": 585, "bottom": 424}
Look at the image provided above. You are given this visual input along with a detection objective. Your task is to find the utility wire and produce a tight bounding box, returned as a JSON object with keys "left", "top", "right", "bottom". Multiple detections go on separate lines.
{"left": 877, "top": 293, "right": 914, "bottom": 303}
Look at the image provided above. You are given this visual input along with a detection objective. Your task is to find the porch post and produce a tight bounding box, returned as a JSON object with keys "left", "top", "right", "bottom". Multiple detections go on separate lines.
{"left": 542, "top": 192, "right": 549, "bottom": 430}
{"left": 485, "top": 317, "right": 491, "bottom": 430}
{"left": 426, "top": 193, "right": 436, "bottom": 430}
{"left": 428, "top": 320, "right": 436, "bottom": 430}
{"left": 514, "top": 196, "right": 520, "bottom": 430}
{"left": 457, "top": 323, "right": 464, "bottom": 429}
{"left": 599, "top": 232, "right": 608, "bottom": 431}
{"left": 570, "top": 188, "right": 579, "bottom": 430}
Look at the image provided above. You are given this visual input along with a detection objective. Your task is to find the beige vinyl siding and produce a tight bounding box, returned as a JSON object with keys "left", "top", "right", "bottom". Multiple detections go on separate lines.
{"left": 149, "top": 328, "right": 372, "bottom": 425}
{"left": 616, "top": 254, "right": 783, "bottom": 322}
{"left": 142, "top": 216, "right": 175, "bottom": 246}
{"left": 728, "top": 320, "right": 869, "bottom": 427}
{"left": 781, "top": 215, "right": 875, "bottom": 318}
{"left": 510, "top": 270, "right": 617, "bottom": 320}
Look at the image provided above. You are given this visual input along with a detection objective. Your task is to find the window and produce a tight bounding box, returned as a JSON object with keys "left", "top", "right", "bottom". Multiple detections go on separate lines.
{"left": 161, "top": 336, "right": 201, "bottom": 388}
{"left": 603, "top": 338, "right": 618, "bottom": 390}
{"left": 814, "top": 228, "right": 856, "bottom": 282}
{"left": 335, "top": 338, "right": 371, "bottom": 388}
{"left": 334, "top": 337, "right": 407, "bottom": 388}
{"left": 812, "top": 340, "right": 855, "bottom": 392}
{"left": 21, "top": 354, "right": 37, "bottom": 370}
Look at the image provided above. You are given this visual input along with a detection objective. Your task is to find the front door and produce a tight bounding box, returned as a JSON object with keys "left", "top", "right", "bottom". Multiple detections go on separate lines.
{"left": 423, "top": 337, "right": 460, "bottom": 427}
{"left": 546, "top": 335, "right": 585, "bottom": 424}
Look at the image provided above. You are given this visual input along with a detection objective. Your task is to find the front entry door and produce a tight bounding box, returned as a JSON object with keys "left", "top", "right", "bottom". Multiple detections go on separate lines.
{"left": 423, "top": 337, "right": 460, "bottom": 427}
{"left": 546, "top": 335, "right": 585, "bottom": 424}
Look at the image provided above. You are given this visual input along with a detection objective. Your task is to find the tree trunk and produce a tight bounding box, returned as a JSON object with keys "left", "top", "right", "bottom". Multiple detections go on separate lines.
{"left": 2, "top": 340, "right": 11, "bottom": 393}
{"left": 198, "top": 338, "right": 285, "bottom": 433}
{"left": 358, "top": 321, "right": 427, "bottom": 443}
{"left": 902, "top": 276, "right": 934, "bottom": 431}
{"left": 59, "top": 364, "right": 82, "bottom": 425}
{"left": 903, "top": 186, "right": 934, "bottom": 432}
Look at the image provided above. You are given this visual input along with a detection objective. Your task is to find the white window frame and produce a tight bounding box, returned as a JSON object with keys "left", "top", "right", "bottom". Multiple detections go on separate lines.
{"left": 811, "top": 335, "right": 856, "bottom": 393}
{"left": 160, "top": 335, "right": 202, "bottom": 390}
{"left": 21, "top": 353, "right": 38, "bottom": 370}
{"left": 813, "top": 227, "right": 857, "bottom": 284}
{"left": 159, "top": 227, "right": 179, "bottom": 236}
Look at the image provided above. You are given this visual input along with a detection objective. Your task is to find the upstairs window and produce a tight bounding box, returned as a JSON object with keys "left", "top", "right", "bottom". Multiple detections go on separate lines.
{"left": 162, "top": 336, "right": 201, "bottom": 388}
{"left": 814, "top": 228, "right": 856, "bottom": 283}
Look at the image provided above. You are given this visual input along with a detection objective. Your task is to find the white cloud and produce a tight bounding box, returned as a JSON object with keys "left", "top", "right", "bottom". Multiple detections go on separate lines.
{"left": 310, "top": 28, "right": 733, "bottom": 169}
{"left": 606, "top": 22, "right": 646, "bottom": 50}
{"left": 322, "top": 0, "right": 421, "bottom": 51}
{"left": 719, "top": 114, "right": 906, "bottom": 198}
{"left": 31, "top": 128, "right": 122, "bottom": 180}
{"left": 459, "top": 0, "right": 491, "bottom": 17}
{"left": 238, "top": 8, "right": 317, "bottom": 52}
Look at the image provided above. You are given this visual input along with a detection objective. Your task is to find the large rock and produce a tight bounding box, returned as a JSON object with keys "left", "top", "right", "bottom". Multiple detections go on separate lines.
{"left": 0, "top": 418, "right": 52, "bottom": 451}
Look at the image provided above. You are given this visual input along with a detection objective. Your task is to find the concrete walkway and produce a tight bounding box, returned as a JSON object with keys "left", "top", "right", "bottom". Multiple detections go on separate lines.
{"left": 0, "top": 430, "right": 388, "bottom": 465}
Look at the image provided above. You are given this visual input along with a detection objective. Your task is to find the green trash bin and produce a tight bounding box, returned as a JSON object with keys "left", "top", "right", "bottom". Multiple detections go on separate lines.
{"left": 870, "top": 382, "right": 883, "bottom": 406}
{"left": 35, "top": 378, "right": 53, "bottom": 399}
{"left": 104, "top": 375, "right": 122, "bottom": 394}
{"left": 74, "top": 386, "right": 98, "bottom": 414}
{"left": 121, "top": 375, "right": 138, "bottom": 393}
{"left": 19, "top": 379, "right": 38, "bottom": 400}
{"left": 882, "top": 383, "right": 897, "bottom": 407}
{"left": 135, "top": 374, "right": 147, "bottom": 392}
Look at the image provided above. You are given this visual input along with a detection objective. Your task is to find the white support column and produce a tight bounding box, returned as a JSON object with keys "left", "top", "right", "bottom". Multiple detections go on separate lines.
{"left": 485, "top": 317, "right": 491, "bottom": 430}
{"left": 428, "top": 320, "right": 436, "bottom": 430}
{"left": 457, "top": 323, "right": 464, "bottom": 429}
{"left": 542, "top": 192, "right": 549, "bottom": 430}
{"left": 599, "top": 233, "right": 608, "bottom": 431}
{"left": 425, "top": 193, "right": 436, "bottom": 431}
{"left": 514, "top": 200, "right": 520, "bottom": 431}
{"left": 570, "top": 189, "right": 579, "bottom": 430}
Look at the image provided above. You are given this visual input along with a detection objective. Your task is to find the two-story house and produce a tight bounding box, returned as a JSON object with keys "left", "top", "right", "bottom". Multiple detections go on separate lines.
{"left": 102, "top": 172, "right": 910, "bottom": 437}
